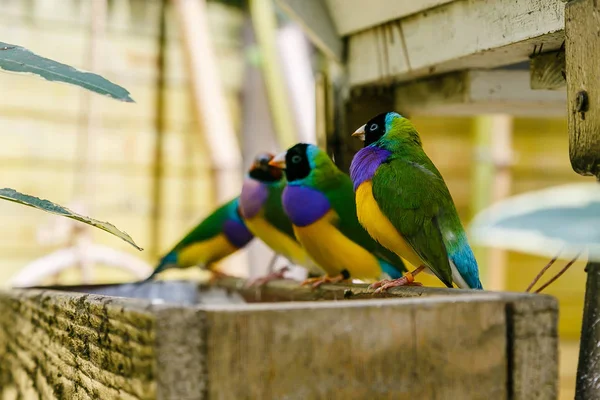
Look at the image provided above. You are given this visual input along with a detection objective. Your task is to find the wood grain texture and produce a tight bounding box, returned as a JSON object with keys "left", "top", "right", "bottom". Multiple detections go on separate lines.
{"left": 0, "top": 289, "right": 157, "bottom": 399}
{"left": 507, "top": 294, "right": 559, "bottom": 399}
{"left": 0, "top": 289, "right": 208, "bottom": 400}
{"left": 565, "top": 0, "right": 600, "bottom": 177}
{"left": 530, "top": 50, "right": 566, "bottom": 90}
{"left": 394, "top": 70, "right": 566, "bottom": 117}
{"left": 346, "top": 0, "right": 565, "bottom": 86}
{"left": 203, "top": 295, "right": 508, "bottom": 400}
{"left": 325, "top": 0, "right": 454, "bottom": 36}
{"left": 0, "top": 282, "right": 559, "bottom": 399}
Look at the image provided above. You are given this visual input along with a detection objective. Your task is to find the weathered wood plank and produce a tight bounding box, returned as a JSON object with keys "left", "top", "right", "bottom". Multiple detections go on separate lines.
{"left": 507, "top": 294, "right": 559, "bottom": 399}
{"left": 394, "top": 70, "right": 566, "bottom": 117}
{"left": 0, "top": 282, "right": 558, "bottom": 399}
{"left": 530, "top": 49, "right": 566, "bottom": 90}
{"left": 347, "top": 0, "right": 565, "bottom": 86}
{"left": 204, "top": 295, "right": 508, "bottom": 399}
{"left": 0, "top": 290, "right": 157, "bottom": 399}
{"left": 325, "top": 0, "right": 454, "bottom": 36}
{"left": 0, "top": 289, "right": 208, "bottom": 400}
{"left": 565, "top": 0, "right": 600, "bottom": 177}
{"left": 275, "top": 0, "right": 343, "bottom": 61}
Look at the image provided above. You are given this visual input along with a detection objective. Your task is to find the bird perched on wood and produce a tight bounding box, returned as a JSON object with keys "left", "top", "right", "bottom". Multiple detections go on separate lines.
{"left": 144, "top": 197, "right": 254, "bottom": 281}
{"left": 269, "top": 143, "right": 407, "bottom": 288}
{"left": 239, "top": 152, "right": 323, "bottom": 286}
{"left": 350, "top": 111, "right": 482, "bottom": 292}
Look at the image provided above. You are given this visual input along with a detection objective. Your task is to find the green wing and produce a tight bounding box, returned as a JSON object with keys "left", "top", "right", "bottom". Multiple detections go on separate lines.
{"left": 372, "top": 158, "right": 453, "bottom": 286}
{"left": 322, "top": 173, "right": 406, "bottom": 272}
{"left": 263, "top": 182, "right": 297, "bottom": 240}
{"left": 172, "top": 197, "right": 239, "bottom": 252}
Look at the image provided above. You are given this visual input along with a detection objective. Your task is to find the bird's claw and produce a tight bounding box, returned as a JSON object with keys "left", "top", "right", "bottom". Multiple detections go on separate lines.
{"left": 371, "top": 272, "right": 422, "bottom": 293}
{"left": 301, "top": 274, "right": 345, "bottom": 289}
{"left": 245, "top": 266, "right": 290, "bottom": 288}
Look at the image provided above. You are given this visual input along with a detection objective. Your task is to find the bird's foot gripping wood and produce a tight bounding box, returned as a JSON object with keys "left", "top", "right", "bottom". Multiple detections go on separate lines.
{"left": 244, "top": 266, "right": 290, "bottom": 288}
{"left": 370, "top": 266, "right": 425, "bottom": 293}
{"left": 301, "top": 273, "right": 347, "bottom": 289}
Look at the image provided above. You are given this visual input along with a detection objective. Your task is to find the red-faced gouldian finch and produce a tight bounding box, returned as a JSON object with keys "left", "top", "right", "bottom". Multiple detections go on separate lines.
{"left": 350, "top": 112, "right": 483, "bottom": 292}
{"left": 269, "top": 143, "right": 407, "bottom": 288}
{"left": 239, "top": 153, "right": 324, "bottom": 286}
{"left": 145, "top": 197, "right": 254, "bottom": 281}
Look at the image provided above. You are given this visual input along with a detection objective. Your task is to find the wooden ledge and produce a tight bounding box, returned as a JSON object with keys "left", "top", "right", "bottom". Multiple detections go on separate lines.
{"left": 0, "top": 280, "right": 558, "bottom": 399}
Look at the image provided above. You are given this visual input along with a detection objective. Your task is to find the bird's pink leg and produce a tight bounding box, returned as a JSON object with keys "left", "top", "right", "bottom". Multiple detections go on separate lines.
{"left": 244, "top": 266, "right": 291, "bottom": 288}
{"left": 370, "top": 266, "right": 426, "bottom": 293}
{"left": 301, "top": 273, "right": 347, "bottom": 289}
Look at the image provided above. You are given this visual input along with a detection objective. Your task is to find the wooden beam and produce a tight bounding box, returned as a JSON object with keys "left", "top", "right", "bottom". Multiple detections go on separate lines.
{"left": 565, "top": 1, "right": 600, "bottom": 397}
{"left": 394, "top": 70, "right": 567, "bottom": 117}
{"left": 530, "top": 49, "right": 566, "bottom": 90}
{"left": 347, "top": 0, "right": 565, "bottom": 86}
{"left": 275, "top": 0, "right": 343, "bottom": 62}
{"left": 325, "top": 0, "right": 454, "bottom": 36}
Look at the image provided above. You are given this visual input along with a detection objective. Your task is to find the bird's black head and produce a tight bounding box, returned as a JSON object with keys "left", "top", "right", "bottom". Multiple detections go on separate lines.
{"left": 284, "top": 143, "right": 311, "bottom": 182}
{"left": 362, "top": 112, "right": 389, "bottom": 146}
{"left": 248, "top": 152, "right": 282, "bottom": 182}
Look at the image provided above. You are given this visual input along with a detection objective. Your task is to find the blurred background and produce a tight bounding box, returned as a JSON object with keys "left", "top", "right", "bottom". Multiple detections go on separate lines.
{"left": 0, "top": 0, "right": 585, "bottom": 398}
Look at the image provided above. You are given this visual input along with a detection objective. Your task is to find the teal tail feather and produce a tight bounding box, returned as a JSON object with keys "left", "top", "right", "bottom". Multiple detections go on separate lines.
{"left": 141, "top": 252, "right": 178, "bottom": 283}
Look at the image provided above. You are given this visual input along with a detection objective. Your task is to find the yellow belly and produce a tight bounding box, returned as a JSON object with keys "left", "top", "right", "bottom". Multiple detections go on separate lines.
{"left": 177, "top": 233, "right": 237, "bottom": 269}
{"left": 356, "top": 181, "right": 425, "bottom": 269}
{"left": 245, "top": 215, "right": 320, "bottom": 274}
{"left": 293, "top": 210, "right": 382, "bottom": 281}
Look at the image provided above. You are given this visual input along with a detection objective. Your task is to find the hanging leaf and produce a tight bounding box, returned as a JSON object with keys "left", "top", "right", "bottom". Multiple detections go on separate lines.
{"left": 0, "top": 188, "right": 142, "bottom": 251}
{"left": 0, "top": 42, "right": 134, "bottom": 102}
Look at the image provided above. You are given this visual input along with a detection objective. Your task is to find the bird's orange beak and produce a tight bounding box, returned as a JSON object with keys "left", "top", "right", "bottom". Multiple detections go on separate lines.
{"left": 268, "top": 152, "right": 287, "bottom": 169}
{"left": 352, "top": 124, "right": 366, "bottom": 141}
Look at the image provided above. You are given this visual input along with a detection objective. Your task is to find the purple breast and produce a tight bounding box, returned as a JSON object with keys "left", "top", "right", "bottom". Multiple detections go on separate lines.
{"left": 349, "top": 146, "right": 391, "bottom": 191}
{"left": 239, "top": 178, "right": 269, "bottom": 219}
{"left": 282, "top": 185, "right": 331, "bottom": 227}
{"left": 222, "top": 219, "right": 254, "bottom": 248}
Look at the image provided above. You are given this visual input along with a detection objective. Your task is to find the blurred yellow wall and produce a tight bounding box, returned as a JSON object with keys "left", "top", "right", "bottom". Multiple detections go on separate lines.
{"left": 0, "top": 1, "right": 244, "bottom": 285}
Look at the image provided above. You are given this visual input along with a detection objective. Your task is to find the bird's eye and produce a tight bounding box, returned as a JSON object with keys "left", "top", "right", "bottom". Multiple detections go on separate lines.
{"left": 291, "top": 155, "right": 302, "bottom": 164}
{"left": 369, "top": 123, "right": 378, "bottom": 131}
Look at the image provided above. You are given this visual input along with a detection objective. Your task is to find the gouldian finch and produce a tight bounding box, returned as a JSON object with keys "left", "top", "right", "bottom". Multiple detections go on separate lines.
{"left": 350, "top": 112, "right": 482, "bottom": 291}
{"left": 240, "top": 153, "right": 324, "bottom": 285}
{"left": 269, "top": 143, "right": 407, "bottom": 288}
{"left": 145, "top": 197, "right": 254, "bottom": 280}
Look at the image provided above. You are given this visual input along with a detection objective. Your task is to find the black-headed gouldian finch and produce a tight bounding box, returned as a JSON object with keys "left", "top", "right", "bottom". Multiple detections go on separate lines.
{"left": 350, "top": 111, "right": 483, "bottom": 292}
{"left": 239, "top": 152, "right": 324, "bottom": 286}
{"left": 269, "top": 143, "right": 407, "bottom": 288}
{"left": 145, "top": 197, "right": 254, "bottom": 280}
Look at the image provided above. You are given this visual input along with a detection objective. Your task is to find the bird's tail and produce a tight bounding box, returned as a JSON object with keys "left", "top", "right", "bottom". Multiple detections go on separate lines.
{"left": 142, "top": 252, "right": 178, "bottom": 283}
{"left": 448, "top": 239, "right": 483, "bottom": 290}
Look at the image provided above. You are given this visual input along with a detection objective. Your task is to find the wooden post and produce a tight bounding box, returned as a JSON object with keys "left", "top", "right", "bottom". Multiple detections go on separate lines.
{"left": 565, "top": 0, "right": 600, "bottom": 397}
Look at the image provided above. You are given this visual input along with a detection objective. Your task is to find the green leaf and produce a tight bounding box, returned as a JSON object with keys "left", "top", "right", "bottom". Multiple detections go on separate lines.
{"left": 0, "top": 42, "right": 134, "bottom": 102}
{"left": 0, "top": 188, "right": 142, "bottom": 251}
